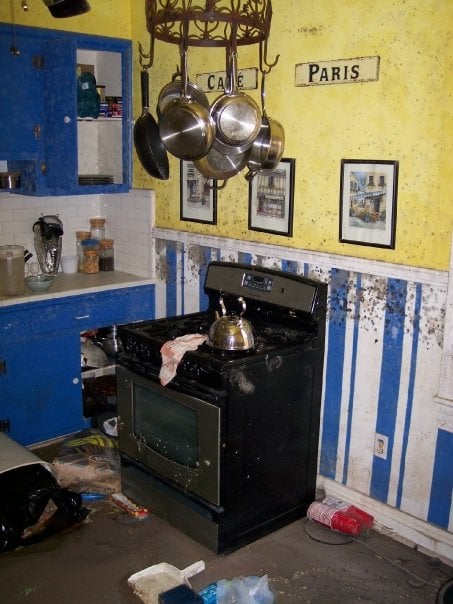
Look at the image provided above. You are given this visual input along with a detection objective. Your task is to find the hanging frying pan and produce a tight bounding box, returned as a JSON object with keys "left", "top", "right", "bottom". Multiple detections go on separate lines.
{"left": 134, "top": 69, "right": 169, "bottom": 180}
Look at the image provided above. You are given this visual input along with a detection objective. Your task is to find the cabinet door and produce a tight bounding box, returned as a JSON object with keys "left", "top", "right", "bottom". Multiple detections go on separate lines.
{"left": 0, "top": 26, "right": 42, "bottom": 159}
{"left": 41, "top": 38, "right": 78, "bottom": 192}
{"left": 0, "top": 333, "right": 89, "bottom": 446}
{"left": 1, "top": 25, "right": 132, "bottom": 197}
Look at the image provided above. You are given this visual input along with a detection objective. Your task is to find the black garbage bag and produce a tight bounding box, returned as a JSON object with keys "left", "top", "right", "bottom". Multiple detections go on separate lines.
{"left": 0, "top": 463, "right": 90, "bottom": 553}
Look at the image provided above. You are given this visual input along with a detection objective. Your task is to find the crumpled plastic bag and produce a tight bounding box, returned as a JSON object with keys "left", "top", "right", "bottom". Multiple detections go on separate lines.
{"left": 52, "top": 428, "right": 120, "bottom": 494}
{"left": 216, "top": 575, "right": 275, "bottom": 604}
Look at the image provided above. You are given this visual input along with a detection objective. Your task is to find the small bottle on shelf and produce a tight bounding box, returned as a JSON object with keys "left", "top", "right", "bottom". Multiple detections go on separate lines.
{"left": 76, "top": 230, "right": 91, "bottom": 271}
{"left": 99, "top": 239, "right": 114, "bottom": 271}
{"left": 81, "top": 239, "right": 100, "bottom": 274}
{"left": 90, "top": 217, "right": 105, "bottom": 242}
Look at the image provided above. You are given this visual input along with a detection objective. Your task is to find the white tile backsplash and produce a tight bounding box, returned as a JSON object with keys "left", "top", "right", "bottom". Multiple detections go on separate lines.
{"left": 0, "top": 188, "right": 155, "bottom": 277}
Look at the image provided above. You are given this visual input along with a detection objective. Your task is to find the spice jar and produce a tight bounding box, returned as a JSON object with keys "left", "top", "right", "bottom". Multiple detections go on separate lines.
{"left": 99, "top": 239, "right": 114, "bottom": 271}
{"left": 89, "top": 217, "right": 105, "bottom": 242}
{"left": 76, "top": 230, "right": 91, "bottom": 271}
{"left": 81, "top": 239, "right": 100, "bottom": 274}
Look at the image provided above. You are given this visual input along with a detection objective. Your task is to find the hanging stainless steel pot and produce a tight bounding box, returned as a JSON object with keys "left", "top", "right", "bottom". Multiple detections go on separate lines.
{"left": 157, "top": 68, "right": 209, "bottom": 119}
{"left": 207, "top": 296, "right": 255, "bottom": 351}
{"left": 194, "top": 145, "right": 249, "bottom": 181}
{"left": 159, "top": 49, "right": 215, "bottom": 161}
{"left": 210, "top": 49, "right": 261, "bottom": 155}
{"left": 245, "top": 71, "right": 285, "bottom": 181}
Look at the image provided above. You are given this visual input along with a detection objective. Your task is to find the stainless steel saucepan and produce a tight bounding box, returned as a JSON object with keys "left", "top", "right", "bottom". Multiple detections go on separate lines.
{"left": 245, "top": 70, "right": 285, "bottom": 181}
{"left": 159, "top": 48, "right": 215, "bottom": 161}
{"left": 210, "top": 49, "right": 261, "bottom": 156}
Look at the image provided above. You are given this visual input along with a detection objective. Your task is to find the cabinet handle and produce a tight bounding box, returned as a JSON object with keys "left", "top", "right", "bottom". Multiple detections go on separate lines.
{"left": 75, "top": 315, "right": 90, "bottom": 320}
{"left": 64, "top": 116, "right": 71, "bottom": 124}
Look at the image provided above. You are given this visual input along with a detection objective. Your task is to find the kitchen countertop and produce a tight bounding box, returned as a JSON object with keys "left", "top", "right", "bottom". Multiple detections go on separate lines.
{"left": 0, "top": 271, "right": 156, "bottom": 308}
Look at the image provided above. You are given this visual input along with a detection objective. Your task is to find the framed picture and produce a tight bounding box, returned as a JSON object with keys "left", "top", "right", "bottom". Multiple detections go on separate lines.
{"left": 180, "top": 161, "right": 217, "bottom": 224}
{"left": 339, "top": 159, "right": 398, "bottom": 248}
{"left": 248, "top": 158, "right": 295, "bottom": 236}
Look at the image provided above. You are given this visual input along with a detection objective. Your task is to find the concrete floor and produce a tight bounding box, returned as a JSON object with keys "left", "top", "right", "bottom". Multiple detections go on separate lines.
{"left": 1, "top": 491, "right": 452, "bottom": 603}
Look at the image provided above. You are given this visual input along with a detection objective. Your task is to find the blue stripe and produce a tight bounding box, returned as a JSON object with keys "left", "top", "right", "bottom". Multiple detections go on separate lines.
{"left": 165, "top": 242, "right": 177, "bottom": 317}
{"left": 281, "top": 259, "right": 298, "bottom": 274}
{"left": 428, "top": 429, "right": 453, "bottom": 528}
{"left": 342, "top": 273, "right": 362, "bottom": 484}
{"left": 238, "top": 252, "right": 253, "bottom": 265}
{"left": 199, "top": 247, "right": 212, "bottom": 311}
{"left": 304, "top": 262, "right": 309, "bottom": 276}
{"left": 319, "top": 268, "right": 349, "bottom": 479}
{"left": 396, "top": 282, "right": 422, "bottom": 508}
{"left": 181, "top": 244, "right": 185, "bottom": 315}
{"left": 370, "top": 278, "right": 407, "bottom": 502}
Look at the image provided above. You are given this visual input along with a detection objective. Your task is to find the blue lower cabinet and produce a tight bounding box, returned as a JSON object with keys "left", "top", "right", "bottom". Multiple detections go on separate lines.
{"left": 0, "top": 285, "right": 154, "bottom": 445}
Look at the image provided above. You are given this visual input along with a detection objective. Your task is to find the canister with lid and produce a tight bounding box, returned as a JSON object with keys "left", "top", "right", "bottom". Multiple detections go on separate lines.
{"left": 99, "top": 239, "right": 114, "bottom": 271}
{"left": 89, "top": 217, "right": 105, "bottom": 242}
{"left": 76, "top": 230, "right": 91, "bottom": 271}
{"left": 81, "top": 239, "right": 100, "bottom": 274}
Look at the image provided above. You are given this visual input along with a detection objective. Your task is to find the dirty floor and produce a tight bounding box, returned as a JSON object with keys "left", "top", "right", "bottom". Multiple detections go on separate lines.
{"left": 1, "top": 486, "right": 452, "bottom": 603}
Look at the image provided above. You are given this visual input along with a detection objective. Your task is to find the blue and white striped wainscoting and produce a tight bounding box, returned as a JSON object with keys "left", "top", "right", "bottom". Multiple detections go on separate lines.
{"left": 152, "top": 228, "right": 452, "bottom": 562}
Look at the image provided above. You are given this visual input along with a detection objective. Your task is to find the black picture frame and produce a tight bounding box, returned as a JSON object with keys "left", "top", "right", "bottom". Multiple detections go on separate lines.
{"left": 248, "top": 158, "right": 295, "bottom": 237}
{"left": 339, "top": 159, "right": 398, "bottom": 248}
{"left": 180, "top": 160, "right": 217, "bottom": 224}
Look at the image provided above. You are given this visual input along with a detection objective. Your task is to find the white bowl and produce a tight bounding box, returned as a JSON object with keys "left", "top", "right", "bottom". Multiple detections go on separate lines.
{"left": 25, "top": 274, "right": 54, "bottom": 292}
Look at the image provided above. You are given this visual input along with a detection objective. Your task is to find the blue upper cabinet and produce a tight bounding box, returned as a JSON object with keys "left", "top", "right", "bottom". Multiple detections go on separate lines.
{"left": 0, "top": 24, "right": 132, "bottom": 196}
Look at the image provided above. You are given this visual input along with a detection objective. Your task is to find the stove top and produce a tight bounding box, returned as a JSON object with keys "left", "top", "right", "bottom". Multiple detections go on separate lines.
{"left": 117, "top": 262, "right": 327, "bottom": 389}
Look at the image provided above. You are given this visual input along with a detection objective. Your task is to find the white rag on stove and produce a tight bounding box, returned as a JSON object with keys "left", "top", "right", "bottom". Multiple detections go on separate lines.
{"left": 159, "top": 333, "right": 208, "bottom": 386}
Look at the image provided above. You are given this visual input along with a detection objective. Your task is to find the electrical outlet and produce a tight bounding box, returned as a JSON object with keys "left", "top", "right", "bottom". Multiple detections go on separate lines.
{"left": 374, "top": 433, "right": 388, "bottom": 459}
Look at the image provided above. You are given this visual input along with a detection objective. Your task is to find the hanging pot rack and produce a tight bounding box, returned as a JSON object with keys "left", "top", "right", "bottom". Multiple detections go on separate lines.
{"left": 140, "top": 0, "right": 278, "bottom": 72}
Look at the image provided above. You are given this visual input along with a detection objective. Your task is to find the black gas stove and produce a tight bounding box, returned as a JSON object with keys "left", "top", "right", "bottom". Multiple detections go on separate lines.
{"left": 116, "top": 262, "right": 328, "bottom": 553}
{"left": 117, "top": 262, "right": 325, "bottom": 389}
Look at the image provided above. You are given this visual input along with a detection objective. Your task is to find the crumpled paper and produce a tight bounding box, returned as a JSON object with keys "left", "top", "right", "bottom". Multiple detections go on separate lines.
{"left": 159, "top": 334, "right": 207, "bottom": 386}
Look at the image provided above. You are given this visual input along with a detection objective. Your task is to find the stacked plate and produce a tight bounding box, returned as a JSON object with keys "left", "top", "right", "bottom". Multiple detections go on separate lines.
{"left": 78, "top": 174, "right": 114, "bottom": 186}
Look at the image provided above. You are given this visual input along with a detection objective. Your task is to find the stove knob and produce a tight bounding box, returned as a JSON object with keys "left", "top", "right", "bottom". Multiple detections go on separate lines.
{"left": 125, "top": 339, "right": 138, "bottom": 355}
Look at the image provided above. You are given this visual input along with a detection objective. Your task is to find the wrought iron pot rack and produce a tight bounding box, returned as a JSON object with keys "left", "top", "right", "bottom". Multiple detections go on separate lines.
{"left": 140, "top": 0, "right": 277, "bottom": 72}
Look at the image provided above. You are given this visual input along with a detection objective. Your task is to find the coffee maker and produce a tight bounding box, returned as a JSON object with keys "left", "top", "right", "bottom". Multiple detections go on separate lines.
{"left": 33, "top": 215, "right": 63, "bottom": 275}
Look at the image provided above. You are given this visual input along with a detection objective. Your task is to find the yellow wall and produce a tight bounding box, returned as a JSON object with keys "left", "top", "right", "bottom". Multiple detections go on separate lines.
{"left": 132, "top": 0, "right": 453, "bottom": 271}
{"left": 0, "top": 0, "right": 131, "bottom": 38}
{"left": 2, "top": 1, "right": 452, "bottom": 270}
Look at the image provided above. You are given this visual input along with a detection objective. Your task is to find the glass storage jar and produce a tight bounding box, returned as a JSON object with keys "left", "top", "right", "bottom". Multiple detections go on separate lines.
{"left": 81, "top": 239, "right": 100, "bottom": 274}
{"left": 89, "top": 217, "right": 105, "bottom": 242}
{"left": 99, "top": 239, "right": 114, "bottom": 271}
{"left": 76, "top": 230, "right": 91, "bottom": 271}
{"left": 83, "top": 250, "right": 99, "bottom": 274}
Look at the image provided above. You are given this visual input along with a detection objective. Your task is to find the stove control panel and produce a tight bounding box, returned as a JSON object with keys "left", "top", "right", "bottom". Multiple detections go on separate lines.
{"left": 243, "top": 273, "right": 273, "bottom": 292}
{"left": 205, "top": 262, "right": 324, "bottom": 315}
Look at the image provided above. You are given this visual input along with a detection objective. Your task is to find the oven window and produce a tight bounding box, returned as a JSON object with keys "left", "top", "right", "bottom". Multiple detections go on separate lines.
{"left": 132, "top": 384, "right": 199, "bottom": 468}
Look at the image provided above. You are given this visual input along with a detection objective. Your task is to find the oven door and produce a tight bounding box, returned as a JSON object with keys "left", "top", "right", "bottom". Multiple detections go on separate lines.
{"left": 116, "top": 365, "right": 221, "bottom": 506}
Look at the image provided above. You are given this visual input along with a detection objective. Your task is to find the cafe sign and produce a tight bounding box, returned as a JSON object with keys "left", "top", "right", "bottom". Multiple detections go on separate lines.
{"left": 196, "top": 67, "right": 258, "bottom": 93}
{"left": 295, "top": 56, "right": 380, "bottom": 87}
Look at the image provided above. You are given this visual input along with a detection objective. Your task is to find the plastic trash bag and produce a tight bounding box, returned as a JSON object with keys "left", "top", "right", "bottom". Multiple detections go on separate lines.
{"left": 216, "top": 575, "right": 275, "bottom": 604}
{"left": 0, "top": 463, "right": 89, "bottom": 553}
{"left": 52, "top": 428, "right": 120, "bottom": 494}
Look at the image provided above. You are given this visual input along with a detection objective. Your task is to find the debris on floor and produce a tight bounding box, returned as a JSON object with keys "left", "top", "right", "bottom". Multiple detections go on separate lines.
{"left": 128, "top": 560, "right": 205, "bottom": 604}
{"left": 306, "top": 496, "right": 374, "bottom": 536}
{"left": 109, "top": 492, "right": 150, "bottom": 519}
{"left": 0, "top": 432, "right": 89, "bottom": 553}
{"left": 52, "top": 428, "right": 120, "bottom": 494}
{"left": 205, "top": 575, "right": 276, "bottom": 604}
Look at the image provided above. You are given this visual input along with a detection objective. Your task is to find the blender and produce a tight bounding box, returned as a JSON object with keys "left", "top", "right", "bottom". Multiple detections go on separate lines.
{"left": 33, "top": 215, "right": 64, "bottom": 275}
